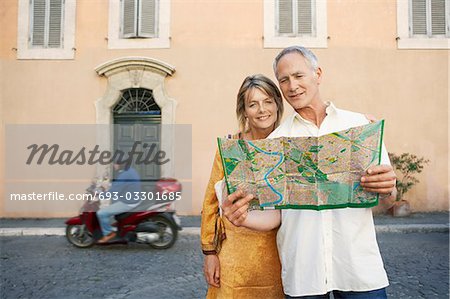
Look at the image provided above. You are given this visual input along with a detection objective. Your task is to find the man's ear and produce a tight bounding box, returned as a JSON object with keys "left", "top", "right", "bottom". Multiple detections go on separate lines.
{"left": 315, "top": 67, "right": 323, "bottom": 84}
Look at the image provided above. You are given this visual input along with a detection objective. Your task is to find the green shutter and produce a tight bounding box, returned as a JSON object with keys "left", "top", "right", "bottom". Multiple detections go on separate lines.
{"left": 139, "top": 0, "right": 157, "bottom": 37}
{"left": 297, "top": 0, "right": 313, "bottom": 35}
{"left": 48, "top": 0, "right": 63, "bottom": 47}
{"left": 278, "top": 0, "right": 294, "bottom": 35}
{"left": 411, "top": 0, "right": 427, "bottom": 35}
{"left": 122, "top": 0, "right": 137, "bottom": 37}
{"left": 32, "top": 0, "right": 46, "bottom": 46}
{"left": 430, "top": 0, "right": 446, "bottom": 35}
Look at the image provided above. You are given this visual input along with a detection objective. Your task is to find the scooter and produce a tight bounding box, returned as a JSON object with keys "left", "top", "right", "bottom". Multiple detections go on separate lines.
{"left": 65, "top": 178, "right": 182, "bottom": 249}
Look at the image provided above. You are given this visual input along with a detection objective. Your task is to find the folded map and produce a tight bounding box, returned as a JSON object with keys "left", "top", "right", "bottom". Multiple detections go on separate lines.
{"left": 217, "top": 120, "right": 385, "bottom": 210}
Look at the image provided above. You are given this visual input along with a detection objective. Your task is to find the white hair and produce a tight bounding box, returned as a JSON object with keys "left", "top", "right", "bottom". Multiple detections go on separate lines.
{"left": 273, "top": 46, "right": 319, "bottom": 77}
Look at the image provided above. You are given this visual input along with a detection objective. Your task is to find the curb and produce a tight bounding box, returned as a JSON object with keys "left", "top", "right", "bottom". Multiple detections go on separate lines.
{"left": 0, "top": 225, "right": 448, "bottom": 237}
{"left": 374, "top": 224, "right": 449, "bottom": 233}
{"left": 0, "top": 227, "right": 200, "bottom": 237}
{"left": 0, "top": 227, "right": 65, "bottom": 236}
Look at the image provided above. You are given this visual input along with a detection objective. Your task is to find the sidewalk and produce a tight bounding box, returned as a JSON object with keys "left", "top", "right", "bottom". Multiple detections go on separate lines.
{"left": 0, "top": 212, "right": 448, "bottom": 236}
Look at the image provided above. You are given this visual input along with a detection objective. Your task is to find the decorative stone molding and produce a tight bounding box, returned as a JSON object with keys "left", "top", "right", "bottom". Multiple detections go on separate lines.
{"left": 95, "top": 57, "right": 175, "bottom": 77}
{"left": 94, "top": 57, "right": 177, "bottom": 177}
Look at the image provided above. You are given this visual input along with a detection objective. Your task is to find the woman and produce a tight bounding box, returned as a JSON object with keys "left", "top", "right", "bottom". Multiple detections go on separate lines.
{"left": 200, "top": 74, "right": 284, "bottom": 298}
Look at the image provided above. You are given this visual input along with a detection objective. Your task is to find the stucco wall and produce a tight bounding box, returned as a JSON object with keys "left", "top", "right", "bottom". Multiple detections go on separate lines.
{"left": 0, "top": 0, "right": 448, "bottom": 216}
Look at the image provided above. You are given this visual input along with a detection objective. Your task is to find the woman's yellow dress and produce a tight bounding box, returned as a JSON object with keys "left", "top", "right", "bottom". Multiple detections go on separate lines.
{"left": 200, "top": 149, "right": 283, "bottom": 299}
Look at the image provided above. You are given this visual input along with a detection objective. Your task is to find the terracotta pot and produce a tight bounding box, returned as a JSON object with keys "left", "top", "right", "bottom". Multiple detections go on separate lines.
{"left": 388, "top": 200, "right": 411, "bottom": 217}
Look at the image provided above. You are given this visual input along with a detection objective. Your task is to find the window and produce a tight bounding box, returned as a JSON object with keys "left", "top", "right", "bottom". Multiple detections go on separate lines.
{"left": 17, "top": 0, "right": 76, "bottom": 59}
{"left": 113, "top": 88, "right": 160, "bottom": 115}
{"left": 121, "top": 0, "right": 157, "bottom": 38}
{"left": 108, "top": 0, "right": 170, "bottom": 49}
{"left": 277, "top": 0, "right": 315, "bottom": 37}
{"left": 30, "top": 0, "right": 64, "bottom": 48}
{"left": 264, "top": 0, "right": 327, "bottom": 48}
{"left": 410, "top": 0, "right": 449, "bottom": 37}
{"left": 397, "top": 0, "right": 449, "bottom": 49}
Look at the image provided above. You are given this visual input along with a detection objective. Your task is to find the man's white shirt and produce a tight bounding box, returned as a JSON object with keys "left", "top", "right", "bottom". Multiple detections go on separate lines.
{"left": 269, "top": 102, "right": 390, "bottom": 296}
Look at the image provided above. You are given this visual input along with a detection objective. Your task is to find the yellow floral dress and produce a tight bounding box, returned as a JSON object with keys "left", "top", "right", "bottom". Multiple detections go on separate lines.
{"left": 201, "top": 147, "right": 283, "bottom": 299}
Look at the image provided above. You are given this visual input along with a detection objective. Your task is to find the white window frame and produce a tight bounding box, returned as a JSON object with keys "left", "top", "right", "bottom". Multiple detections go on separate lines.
{"left": 17, "top": 0, "right": 76, "bottom": 59}
{"left": 397, "top": 0, "right": 450, "bottom": 49}
{"left": 108, "top": 0, "right": 170, "bottom": 49}
{"left": 264, "top": 0, "right": 327, "bottom": 48}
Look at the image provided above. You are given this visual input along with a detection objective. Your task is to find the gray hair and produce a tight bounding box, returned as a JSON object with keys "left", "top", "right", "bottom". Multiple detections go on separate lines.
{"left": 273, "top": 46, "right": 319, "bottom": 77}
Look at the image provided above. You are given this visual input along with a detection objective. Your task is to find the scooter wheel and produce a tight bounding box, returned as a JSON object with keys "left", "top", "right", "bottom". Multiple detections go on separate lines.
{"left": 147, "top": 216, "right": 178, "bottom": 249}
{"left": 66, "top": 224, "right": 95, "bottom": 248}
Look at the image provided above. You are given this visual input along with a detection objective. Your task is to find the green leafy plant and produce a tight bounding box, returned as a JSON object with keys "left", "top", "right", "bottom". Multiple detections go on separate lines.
{"left": 388, "top": 152, "right": 429, "bottom": 201}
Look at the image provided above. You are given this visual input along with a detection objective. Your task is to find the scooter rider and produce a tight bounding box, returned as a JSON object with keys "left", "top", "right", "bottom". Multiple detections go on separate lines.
{"left": 97, "top": 157, "right": 141, "bottom": 244}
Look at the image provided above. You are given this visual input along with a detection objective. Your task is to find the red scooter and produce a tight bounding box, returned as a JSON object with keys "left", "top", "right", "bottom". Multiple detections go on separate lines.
{"left": 65, "top": 178, "right": 182, "bottom": 249}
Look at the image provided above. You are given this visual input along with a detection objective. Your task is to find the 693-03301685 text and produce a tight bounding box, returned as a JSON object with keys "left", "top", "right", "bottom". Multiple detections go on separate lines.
{"left": 97, "top": 191, "right": 182, "bottom": 201}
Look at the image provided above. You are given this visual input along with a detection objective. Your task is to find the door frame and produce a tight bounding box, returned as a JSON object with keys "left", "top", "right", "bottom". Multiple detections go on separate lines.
{"left": 94, "top": 57, "right": 176, "bottom": 179}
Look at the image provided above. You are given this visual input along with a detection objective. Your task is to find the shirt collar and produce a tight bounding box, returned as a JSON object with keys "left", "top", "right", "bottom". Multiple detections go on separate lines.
{"left": 293, "top": 101, "right": 336, "bottom": 124}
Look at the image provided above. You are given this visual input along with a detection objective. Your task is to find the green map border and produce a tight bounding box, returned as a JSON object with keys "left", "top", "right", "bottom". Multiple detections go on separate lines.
{"left": 217, "top": 137, "right": 232, "bottom": 194}
{"left": 217, "top": 120, "right": 385, "bottom": 210}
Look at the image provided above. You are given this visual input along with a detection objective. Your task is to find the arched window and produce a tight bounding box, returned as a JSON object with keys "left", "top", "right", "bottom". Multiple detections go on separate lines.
{"left": 113, "top": 88, "right": 160, "bottom": 115}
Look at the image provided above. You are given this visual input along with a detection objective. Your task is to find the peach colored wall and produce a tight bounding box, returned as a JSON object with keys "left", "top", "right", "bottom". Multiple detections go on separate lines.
{"left": 0, "top": 0, "right": 448, "bottom": 216}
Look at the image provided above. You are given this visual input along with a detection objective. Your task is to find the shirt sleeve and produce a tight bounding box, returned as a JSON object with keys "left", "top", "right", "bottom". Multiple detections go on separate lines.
{"left": 380, "top": 143, "right": 391, "bottom": 166}
{"left": 200, "top": 150, "right": 225, "bottom": 253}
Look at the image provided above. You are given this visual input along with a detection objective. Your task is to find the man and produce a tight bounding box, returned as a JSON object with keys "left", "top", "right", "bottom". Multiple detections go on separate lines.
{"left": 97, "top": 158, "right": 141, "bottom": 243}
{"left": 222, "top": 46, "right": 397, "bottom": 298}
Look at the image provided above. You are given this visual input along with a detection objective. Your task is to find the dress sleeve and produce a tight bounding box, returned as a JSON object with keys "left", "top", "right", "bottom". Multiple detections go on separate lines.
{"left": 200, "top": 150, "right": 224, "bottom": 253}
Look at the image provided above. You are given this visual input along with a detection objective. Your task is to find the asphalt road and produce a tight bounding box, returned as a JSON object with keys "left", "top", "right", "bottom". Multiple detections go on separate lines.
{"left": 1, "top": 232, "right": 448, "bottom": 299}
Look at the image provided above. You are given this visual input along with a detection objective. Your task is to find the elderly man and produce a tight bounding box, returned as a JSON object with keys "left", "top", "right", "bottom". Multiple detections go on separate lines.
{"left": 222, "top": 46, "right": 397, "bottom": 299}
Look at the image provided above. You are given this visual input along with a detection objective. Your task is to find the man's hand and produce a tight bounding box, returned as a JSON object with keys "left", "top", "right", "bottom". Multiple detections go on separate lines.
{"left": 364, "top": 114, "right": 378, "bottom": 123}
{"left": 203, "top": 254, "right": 220, "bottom": 288}
{"left": 361, "top": 164, "right": 397, "bottom": 194}
{"left": 221, "top": 190, "right": 254, "bottom": 227}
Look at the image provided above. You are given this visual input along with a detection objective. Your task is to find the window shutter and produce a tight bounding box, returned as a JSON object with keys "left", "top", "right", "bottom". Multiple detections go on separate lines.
{"left": 48, "top": 0, "right": 63, "bottom": 47}
{"left": 411, "top": 0, "right": 427, "bottom": 35}
{"left": 32, "top": 0, "right": 46, "bottom": 46}
{"left": 139, "top": 0, "right": 157, "bottom": 37}
{"left": 278, "top": 0, "right": 294, "bottom": 35}
{"left": 297, "top": 0, "right": 313, "bottom": 35}
{"left": 430, "top": 0, "right": 446, "bottom": 35}
{"left": 122, "top": 0, "right": 138, "bottom": 37}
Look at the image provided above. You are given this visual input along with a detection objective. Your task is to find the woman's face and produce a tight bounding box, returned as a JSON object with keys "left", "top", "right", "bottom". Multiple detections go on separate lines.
{"left": 244, "top": 88, "right": 278, "bottom": 132}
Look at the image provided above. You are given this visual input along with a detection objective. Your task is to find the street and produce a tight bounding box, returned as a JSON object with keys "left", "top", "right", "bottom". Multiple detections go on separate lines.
{"left": 1, "top": 232, "right": 448, "bottom": 299}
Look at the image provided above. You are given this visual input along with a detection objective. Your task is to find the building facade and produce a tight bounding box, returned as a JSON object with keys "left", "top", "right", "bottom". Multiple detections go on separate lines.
{"left": 1, "top": 0, "right": 449, "bottom": 216}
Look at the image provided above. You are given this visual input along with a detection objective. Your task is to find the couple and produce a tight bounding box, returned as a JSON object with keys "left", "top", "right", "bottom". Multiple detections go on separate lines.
{"left": 201, "top": 46, "right": 397, "bottom": 299}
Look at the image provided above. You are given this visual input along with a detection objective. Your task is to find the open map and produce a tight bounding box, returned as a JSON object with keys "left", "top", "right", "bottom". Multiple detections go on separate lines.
{"left": 217, "top": 120, "right": 385, "bottom": 210}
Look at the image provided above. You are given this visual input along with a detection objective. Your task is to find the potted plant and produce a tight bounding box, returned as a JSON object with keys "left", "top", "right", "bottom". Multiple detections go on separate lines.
{"left": 388, "top": 152, "right": 429, "bottom": 217}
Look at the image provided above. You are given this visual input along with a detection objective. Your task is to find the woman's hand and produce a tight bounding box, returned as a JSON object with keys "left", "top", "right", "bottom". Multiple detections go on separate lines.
{"left": 222, "top": 190, "right": 253, "bottom": 227}
{"left": 203, "top": 254, "right": 220, "bottom": 288}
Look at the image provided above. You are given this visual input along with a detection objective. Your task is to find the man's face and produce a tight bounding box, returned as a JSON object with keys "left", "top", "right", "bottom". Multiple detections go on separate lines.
{"left": 275, "top": 52, "right": 322, "bottom": 111}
